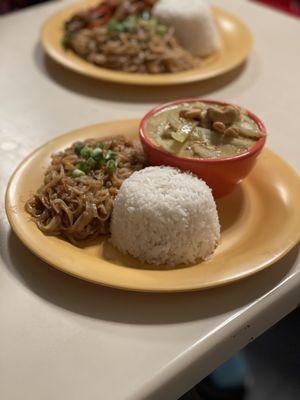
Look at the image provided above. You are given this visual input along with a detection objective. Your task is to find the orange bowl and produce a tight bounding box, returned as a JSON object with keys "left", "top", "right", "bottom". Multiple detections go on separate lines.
{"left": 139, "top": 98, "right": 267, "bottom": 198}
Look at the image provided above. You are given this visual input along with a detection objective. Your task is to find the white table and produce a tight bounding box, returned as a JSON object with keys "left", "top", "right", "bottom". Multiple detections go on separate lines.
{"left": 0, "top": 1, "right": 299, "bottom": 399}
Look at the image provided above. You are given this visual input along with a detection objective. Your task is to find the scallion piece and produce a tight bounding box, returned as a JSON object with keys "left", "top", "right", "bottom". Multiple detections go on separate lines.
{"left": 108, "top": 20, "right": 125, "bottom": 32}
{"left": 80, "top": 146, "right": 93, "bottom": 159}
{"left": 74, "top": 142, "right": 85, "bottom": 156}
{"left": 94, "top": 141, "right": 104, "bottom": 149}
{"left": 105, "top": 150, "right": 117, "bottom": 160}
{"left": 91, "top": 147, "right": 104, "bottom": 163}
{"left": 156, "top": 24, "right": 168, "bottom": 36}
{"left": 87, "top": 157, "right": 97, "bottom": 169}
{"left": 123, "top": 16, "right": 137, "bottom": 32}
{"left": 77, "top": 161, "right": 90, "bottom": 173}
{"left": 106, "top": 159, "right": 116, "bottom": 173}
{"left": 62, "top": 32, "right": 73, "bottom": 48}
{"left": 71, "top": 169, "right": 85, "bottom": 178}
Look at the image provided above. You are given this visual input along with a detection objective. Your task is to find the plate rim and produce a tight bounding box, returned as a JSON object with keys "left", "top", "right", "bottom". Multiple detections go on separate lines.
{"left": 5, "top": 120, "right": 300, "bottom": 292}
{"left": 40, "top": 0, "right": 253, "bottom": 86}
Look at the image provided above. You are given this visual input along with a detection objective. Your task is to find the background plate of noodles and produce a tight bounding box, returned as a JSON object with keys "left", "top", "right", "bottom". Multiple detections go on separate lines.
{"left": 5, "top": 120, "right": 300, "bottom": 292}
{"left": 40, "top": 0, "right": 253, "bottom": 85}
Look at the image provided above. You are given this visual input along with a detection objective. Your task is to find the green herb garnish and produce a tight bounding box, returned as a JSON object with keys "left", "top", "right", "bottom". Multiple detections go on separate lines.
{"left": 108, "top": 20, "right": 125, "bottom": 32}
{"left": 72, "top": 142, "right": 118, "bottom": 177}
{"left": 122, "top": 16, "right": 137, "bottom": 32}
{"left": 91, "top": 147, "right": 104, "bottom": 163}
{"left": 74, "top": 142, "right": 85, "bottom": 156}
{"left": 156, "top": 24, "right": 168, "bottom": 36}
{"left": 108, "top": 17, "right": 138, "bottom": 33}
{"left": 106, "top": 159, "right": 116, "bottom": 173}
{"left": 76, "top": 161, "right": 91, "bottom": 173}
{"left": 80, "top": 146, "right": 93, "bottom": 159}
{"left": 105, "top": 150, "right": 117, "bottom": 160}
{"left": 94, "top": 141, "right": 105, "bottom": 149}
{"left": 71, "top": 169, "right": 85, "bottom": 178}
{"left": 62, "top": 32, "right": 73, "bottom": 48}
{"left": 87, "top": 157, "right": 97, "bottom": 169}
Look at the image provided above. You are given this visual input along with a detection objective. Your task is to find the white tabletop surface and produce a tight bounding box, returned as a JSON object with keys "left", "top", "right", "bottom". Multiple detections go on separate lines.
{"left": 0, "top": 1, "right": 299, "bottom": 399}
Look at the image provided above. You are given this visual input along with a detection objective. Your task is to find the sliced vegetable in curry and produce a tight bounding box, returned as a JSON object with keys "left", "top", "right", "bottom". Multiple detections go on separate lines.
{"left": 146, "top": 102, "right": 263, "bottom": 159}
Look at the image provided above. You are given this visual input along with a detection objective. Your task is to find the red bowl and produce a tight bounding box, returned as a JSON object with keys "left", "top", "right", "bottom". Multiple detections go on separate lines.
{"left": 139, "top": 98, "right": 267, "bottom": 198}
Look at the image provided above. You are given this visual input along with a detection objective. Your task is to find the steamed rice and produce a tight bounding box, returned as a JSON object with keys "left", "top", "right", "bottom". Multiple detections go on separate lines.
{"left": 153, "top": 0, "right": 220, "bottom": 57}
{"left": 110, "top": 166, "right": 220, "bottom": 266}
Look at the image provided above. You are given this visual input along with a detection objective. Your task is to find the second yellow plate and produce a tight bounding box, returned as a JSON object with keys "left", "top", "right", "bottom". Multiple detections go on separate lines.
{"left": 5, "top": 120, "right": 300, "bottom": 292}
{"left": 41, "top": 0, "right": 253, "bottom": 85}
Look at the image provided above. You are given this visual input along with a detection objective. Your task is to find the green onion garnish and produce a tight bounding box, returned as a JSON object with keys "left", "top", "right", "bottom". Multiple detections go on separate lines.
{"left": 74, "top": 143, "right": 118, "bottom": 174}
{"left": 74, "top": 142, "right": 85, "bottom": 156}
{"left": 62, "top": 32, "right": 73, "bottom": 48}
{"left": 156, "top": 24, "right": 168, "bottom": 36}
{"left": 91, "top": 147, "right": 104, "bottom": 163}
{"left": 87, "top": 157, "right": 97, "bottom": 169}
{"left": 105, "top": 150, "right": 117, "bottom": 160}
{"left": 76, "top": 161, "right": 91, "bottom": 173}
{"left": 71, "top": 169, "right": 85, "bottom": 178}
{"left": 106, "top": 159, "right": 116, "bottom": 173}
{"left": 94, "top": 141, "right": 104, "bottom": 149}
{"left": 108, "top": 20, "right": 125, "bottom": 32}
{"left": 122, "top": 16, "right": 137, "bottom": 32}
{"left": 80, "top": 146, "right": 93, "bottom": 159}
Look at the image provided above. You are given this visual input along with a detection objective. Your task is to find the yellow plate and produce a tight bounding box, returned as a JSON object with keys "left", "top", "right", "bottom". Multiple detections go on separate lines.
{"left": 41, "top": 0, "right": 253, "bottom": 86}
{"left": 5, "top": 120, "right": 300, "bottom": 292}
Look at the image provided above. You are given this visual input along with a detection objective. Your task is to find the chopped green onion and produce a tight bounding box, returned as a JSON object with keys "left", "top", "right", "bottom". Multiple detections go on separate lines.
{"left": 106, "top": 159, "right": 116, "bottom": 173}
{"left": 62, "top": 32, "right": 73, "bottom": 48}
{"left": 80, "top": 146, "right": 93, "bottom": 159}
{"left": 156, "top": 24, "right": 168, "bottom": 36}
{"left": 71, "top": 169, "right": 85, "bottom": 178}
{"left": 94, "top": 141, "right": 104, "bottom": 149}
{"left": 123, "top": 16, "right": 137, "bottom": 32}
{"left": 74, "top": 142, "right": 85, "bottom": 156}
{"left": 105, "top": 150, "right": 117, "bottom": 160}
{"left": 75, "top": 144, "right": 117, "bottom": 173}
{"left": 108, "top": 20, "right": 125, "bottom": 32}
{"left": 91, "top": 147, "right": 104, "bottom": 163}
{"left": 87, "top": 157, "right": 97, "bottom": 169}
{"left": 77, "top": 161, "right": 90, "bottom": 173}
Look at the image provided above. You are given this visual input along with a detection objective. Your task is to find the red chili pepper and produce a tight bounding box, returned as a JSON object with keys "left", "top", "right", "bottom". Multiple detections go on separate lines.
{"left": 88, "top": 9, "right": 113, "bottom": 28}
{"left": 100, "top": 12, "right": 112, "bottom": 24}
{"left": 90, "top": 5, "right": 108, "bottom": 15}
{"left": 89, "top": 16, "right": 107, "bottom": 27}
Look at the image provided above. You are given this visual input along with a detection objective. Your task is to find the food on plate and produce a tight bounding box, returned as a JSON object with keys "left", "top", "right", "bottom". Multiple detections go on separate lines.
{"left": 145, "top": 101, "right": 263, "bottom": 159}
{"left": 140, "top": 99, "right": 267, "bottom": 197}
{"left": 153, "top": 0, "right": 220, "bottom": 57}
{"left": 26, "top": 136, "right": 146, "bottom": 243}
{"left": 67, "top": 15, "right": 199, "bottom": 73}
{"left": 63, "top": 0, "right": 220, "bottom": 74}
{"left": 110, "top": 166, "right": 220, "bottom": 266}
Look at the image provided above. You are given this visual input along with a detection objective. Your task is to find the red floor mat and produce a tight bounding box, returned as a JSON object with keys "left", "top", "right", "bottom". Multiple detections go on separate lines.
{"left": 252, "top": 0, "right": 300, "bottom": 17}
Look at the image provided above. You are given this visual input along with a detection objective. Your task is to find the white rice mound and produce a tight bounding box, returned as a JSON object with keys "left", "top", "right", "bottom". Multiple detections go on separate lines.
{"left": 110, "top": 166, "right": 220, "bottom": 266}
{"left": 153, "top": 0, "right": 220, "bottom": 57}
